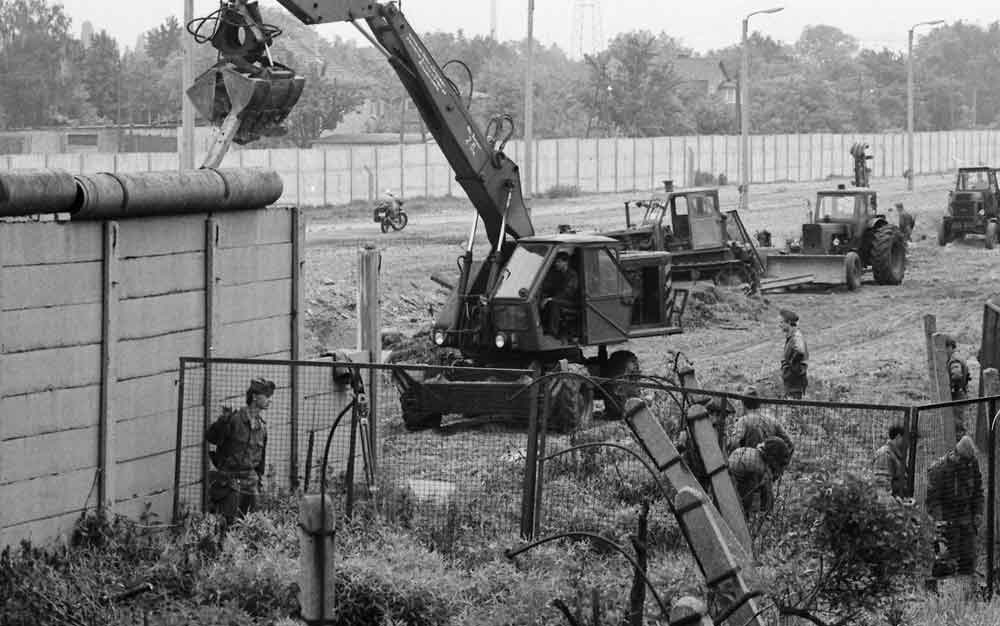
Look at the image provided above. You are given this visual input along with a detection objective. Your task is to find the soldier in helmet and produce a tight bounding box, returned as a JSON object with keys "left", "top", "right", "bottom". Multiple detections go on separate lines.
{"left": 206, "top": 377, "right": 275, "bottom": 522}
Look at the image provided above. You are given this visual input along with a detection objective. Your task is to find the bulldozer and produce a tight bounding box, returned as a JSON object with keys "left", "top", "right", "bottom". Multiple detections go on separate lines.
{"left": 187, "top": 0, "right": 687, "bottom": 430}
{"left": 760, "top": 145, "right": 907, "bottom": 292}
{"left": 601, "top": 181, "right": 765, "bottom": 291}
{"left": 938, "top": 166, "right": 1000, "bottom": 248}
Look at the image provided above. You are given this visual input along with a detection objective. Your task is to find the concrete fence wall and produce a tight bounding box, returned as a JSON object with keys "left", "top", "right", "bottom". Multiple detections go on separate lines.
{"left": 0, "top": 207, "right": 305, "bottom": 547}
{"left": 2, "top": 130, "right": 997, "bottom": 207}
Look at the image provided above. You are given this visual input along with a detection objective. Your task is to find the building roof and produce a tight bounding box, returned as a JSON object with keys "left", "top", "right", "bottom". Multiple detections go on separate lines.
{"left": 672, "top": 56, "right": 733, "bottom": 90}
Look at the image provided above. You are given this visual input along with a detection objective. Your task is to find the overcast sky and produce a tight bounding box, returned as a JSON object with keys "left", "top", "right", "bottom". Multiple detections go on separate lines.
{"left": 58, "top": 0, "right": 997, "bottom": 56}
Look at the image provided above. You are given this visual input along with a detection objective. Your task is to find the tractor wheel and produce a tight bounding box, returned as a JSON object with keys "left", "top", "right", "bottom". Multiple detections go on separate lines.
{"left": 550, "top": 362, "right": 594, "bottom": 431}
{"left": 600, "top": 350, "right": 640, "bottom": 419}
{"left": 844, "top": 251, "right": 862, "bottom": 291}
{"left": 870, "top": 224, "right": 906, "bottom": 285}
{"left": 986, "top": 221, "right": 998, "bottom": 249}
{"left": 937, "top": 220, "right": 950, "bottom": 246}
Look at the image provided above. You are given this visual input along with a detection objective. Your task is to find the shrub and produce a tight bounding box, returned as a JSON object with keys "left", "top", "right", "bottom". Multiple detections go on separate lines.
{"left": 543, "top": 184, "right": 581, "bottom": 199}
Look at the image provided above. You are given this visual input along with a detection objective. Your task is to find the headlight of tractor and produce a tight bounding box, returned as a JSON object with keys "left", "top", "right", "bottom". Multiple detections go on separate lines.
{"left": 832, "top": 237, "right": 841, "bottom": 247}
{"left": 433, "top": 330, "right": 445, "bottom": 346}
{"left": 494, "top": 333, "right": 507, "bottom": 349}
{"left": 979, "top": 208, "right": 986, "bottom": 216}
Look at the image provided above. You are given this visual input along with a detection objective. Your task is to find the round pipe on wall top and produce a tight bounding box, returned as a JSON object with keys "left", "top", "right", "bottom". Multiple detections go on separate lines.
{"left": 0, "top": 169, "right": 78, "bottom": 217}
{"left": 70, "top": 168, "right": 284, "bottom": 220}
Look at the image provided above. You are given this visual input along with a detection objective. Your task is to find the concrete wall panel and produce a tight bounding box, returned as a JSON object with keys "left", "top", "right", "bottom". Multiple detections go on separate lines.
{"left": 4, "top": 303, "right": 102, "bottom": 352}
{"left": 3, "top": 344, "right": 101, "bottom": 395}
{"left": 218, "top": 243, "right": 292, "bottom": 285}
{"left": 120, "top": 252, "right": 205, "bottom": 299}
{"left": 118, "top": 330, "right": 203, "bottom": 380}
{"left": 1, "top": 427, "right": 99, "bottom": 484}
{"left": 0, "top": 387, "right": 100, "bottom": 440}
{"left": 0, "top": 222, "right": 102, "bottom": 265}
{"left": 119, "top": 291, "right": 204, "bottom": 340}
{"left": 0, "top": 508, "right": 89, "bottom": 548}
{"left": 216, "top": 208, "right": 292, "bottom": 248}
{"left": 217, "top": 316, "right": 291, "bottom": 356}
{"left": 0, "top": 468, "right": 96, "bottom": 527}
{"left": 4, "top": 262, "right": 101, "bottom": 309}
{"left": 219, "top": 281, "right": 291, "bottom": 324}
{"left": 117, "top": 214, "right": 205, "bottom": 258}
{"left": 114, "top": 372, "right": 181, "bottom": 421}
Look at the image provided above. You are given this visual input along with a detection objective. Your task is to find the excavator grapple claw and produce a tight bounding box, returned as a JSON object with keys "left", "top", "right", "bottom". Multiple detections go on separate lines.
{"left": 187, "top": 60, "right": 305, "bottom": 146}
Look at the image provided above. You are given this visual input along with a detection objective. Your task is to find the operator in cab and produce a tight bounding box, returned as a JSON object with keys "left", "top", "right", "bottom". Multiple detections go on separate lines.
{"left": 540, "top": 251, "right": 579, "bottom": 338}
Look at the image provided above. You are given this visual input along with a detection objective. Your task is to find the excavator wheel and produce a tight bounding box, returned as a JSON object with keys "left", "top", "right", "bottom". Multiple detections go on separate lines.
{"left": 600, "top": 350, "right": 640, "bottom": 420}
{"left": 870, "top": 224, "right": 906, "bottom": 285}
{"left": 549, "top": 361, "right": 594, "bottom": 432}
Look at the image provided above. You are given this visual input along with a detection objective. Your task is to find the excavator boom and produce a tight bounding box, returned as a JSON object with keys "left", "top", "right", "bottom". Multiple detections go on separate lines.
{"left": 191, "top": 0, "right": 532, "bottom": 246}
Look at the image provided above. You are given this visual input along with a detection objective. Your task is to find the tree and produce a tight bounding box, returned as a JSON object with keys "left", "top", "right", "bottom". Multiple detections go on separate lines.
{"left": 278, "top": 56, "right": 363, "bottom": 147}
{"left": 145, "top": 16, "right": 182, "bottom": 66}
{"left": 0, "top": 0, "right": 78, "bottom": 127}
{"left": 78, "top": 30, "right": 120, "bottom": 121}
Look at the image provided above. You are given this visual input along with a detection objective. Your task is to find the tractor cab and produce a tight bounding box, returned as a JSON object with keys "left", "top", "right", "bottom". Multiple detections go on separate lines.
{"left": 940, "top": 167, "right": 1000, "bottom": 247}
{"left": 803, "top": 187, "right": 881, "bottom": 255}
{"left": 435, "top": 234, "right": 681, "bottom": 362}
{"left": 625, "top": 187, "right": 728, "bottom": 252}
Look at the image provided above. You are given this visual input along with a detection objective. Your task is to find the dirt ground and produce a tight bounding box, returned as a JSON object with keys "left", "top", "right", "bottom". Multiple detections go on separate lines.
{"left": 304, "top": 172, "right": 1000, "bottom": 406}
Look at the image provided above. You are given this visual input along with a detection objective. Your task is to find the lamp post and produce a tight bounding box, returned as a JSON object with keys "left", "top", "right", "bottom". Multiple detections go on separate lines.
{"left": 523, "top": 0, "right": 535, "bottom": 201}
{"left": 907, "top": 19, "right": 944, "bottom": 191}
{"left": 740, "top": 6, "right": 783, "bottom": 211}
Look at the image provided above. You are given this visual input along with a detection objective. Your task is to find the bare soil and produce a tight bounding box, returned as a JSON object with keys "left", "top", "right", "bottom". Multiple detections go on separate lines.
{"left": 304, "top": 173, "right": 999, "bottom": 405}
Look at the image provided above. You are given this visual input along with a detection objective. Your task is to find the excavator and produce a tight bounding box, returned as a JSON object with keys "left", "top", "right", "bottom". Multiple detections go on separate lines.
{"left": 185, "top": 0, "right": 688, "bottom": 430}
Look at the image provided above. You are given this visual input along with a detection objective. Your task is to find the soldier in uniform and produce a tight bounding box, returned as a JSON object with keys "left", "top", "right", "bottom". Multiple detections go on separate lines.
{"left": 727, "top": 387, "right": 795, "bottom": 479}
{"left": 944, "top": 335, "right": 971, "bottom": 401}
{"left": 540, "top": 251, "right": 580, "bottom": 338}
{"left": 206, "top": 377, "right": 275, "bottom": 522}
{"left": 926, "top": 435, "right": 983, "bottom": 578}
{"left": 728, "top": 436, "right": 791, "bottom": 517}
{"left": 894, "top": 202, "right": 915, "bottom": 242}
{"left": 779, "top": 309, "right": 808, "bottom": 399}
{"left": 872, "top": 423, "right": 909, "bottom": 498}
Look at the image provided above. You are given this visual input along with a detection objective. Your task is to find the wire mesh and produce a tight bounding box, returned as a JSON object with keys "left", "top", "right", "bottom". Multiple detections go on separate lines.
{"left": 175, "top": 357, "right": 537, "bottom": 545}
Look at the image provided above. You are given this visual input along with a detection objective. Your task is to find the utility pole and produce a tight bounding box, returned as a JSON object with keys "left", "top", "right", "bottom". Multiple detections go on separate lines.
{"left": 907, "top": 20, "right": 943, "bottom": 191}
{"left": 181, "top": 0, "right": 196, "bottom": 170}
{"left": 523, "top": 0, "right": 535, "bottom": 200}
{"left": 739, "top": 7, "right": 783, "bottom": 212}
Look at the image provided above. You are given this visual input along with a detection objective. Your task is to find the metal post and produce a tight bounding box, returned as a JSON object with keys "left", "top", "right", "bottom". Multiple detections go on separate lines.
{"left": 523, "top": 0, "right": 535, "bottom": 199}
{"left": 988, "top": 397, "right": 996, "bottom": 598}
{"left": 740, "top": 7, "right": 784, "bottom": 210}
{"left": 908, "top": 20, "right": 944, "bottom": 191}
{"left": 181, "top": 0, "right": 195, "bottom": 170}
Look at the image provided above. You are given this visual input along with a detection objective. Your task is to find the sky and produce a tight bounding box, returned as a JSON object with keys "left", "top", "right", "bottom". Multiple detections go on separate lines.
{"left": 58, "top": 0, "right": 999, "bottom": 57}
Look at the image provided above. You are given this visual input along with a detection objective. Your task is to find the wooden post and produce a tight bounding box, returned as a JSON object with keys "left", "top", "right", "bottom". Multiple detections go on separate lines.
{"left": 202, "top": 218, "right": 220, "bottom": 512}
{"left": 99, "top": 221, "right": 120, "bottom": 513}
{"left": 358, "top": 246, "right": 381, "bottom": 477}
{"left": 297, "top": 494, "right": 337, "bottom": 622}
{"left": 289, "top": 207, "right": 306, "bottom": 489}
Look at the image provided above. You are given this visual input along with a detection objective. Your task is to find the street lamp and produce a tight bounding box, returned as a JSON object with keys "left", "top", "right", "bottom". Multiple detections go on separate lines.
{"left": 907, "top": 19, "right": 944, "bottom": 191}
{"left": 740, "top": 6, "right": 783, "bottom": 211}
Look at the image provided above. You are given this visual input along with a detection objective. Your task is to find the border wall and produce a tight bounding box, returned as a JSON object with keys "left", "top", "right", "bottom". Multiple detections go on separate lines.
{"left": 0, "top": 207, "right": 305, "bottom": 546}
{"left": 1, "top": 130, "right": 996, "bottom": 206}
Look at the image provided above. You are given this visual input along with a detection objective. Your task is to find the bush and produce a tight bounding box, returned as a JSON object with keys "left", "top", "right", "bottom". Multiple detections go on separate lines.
{"left": 543, "top": 184, "right": 581, "bottom": 199}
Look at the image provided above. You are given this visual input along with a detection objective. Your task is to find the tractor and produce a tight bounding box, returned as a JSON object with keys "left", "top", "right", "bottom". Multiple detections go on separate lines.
{"left": 938, "top": 166, "right": 1000, "bottom": 248}
{"left": 761, "top": 147, "right": 906, "bottom": 292}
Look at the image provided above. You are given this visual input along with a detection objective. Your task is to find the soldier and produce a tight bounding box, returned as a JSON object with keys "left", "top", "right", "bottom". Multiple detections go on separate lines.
{"left": 728, "top": 436, "right": 791, "bottom": 516}
{"left": 540, "top": 251, "right": 580, "bottom": 337}
{"left": 779, "top": 309, "right": 808, "bottom": 399}
{"left": 872, "top": 423, "right": 909, "bottom": 498}
{"left": 727, "top": 387, "right": 794, "bottom": 479}
{"left": 206, "top": 377, "right": 275, "bottom": 523}
{"left": 944, "top": 335, "right": 971, "bottom": 401}
{"left": 895, "top": 202, "right": 915, "bottom": 242}
{"left": 926, "top": 435, "right": 983, "bottom": 578}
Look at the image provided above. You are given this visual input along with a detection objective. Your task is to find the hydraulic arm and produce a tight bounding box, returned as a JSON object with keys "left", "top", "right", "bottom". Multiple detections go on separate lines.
{"left": 189, "top": 0, "right": 533, "bottom": 248}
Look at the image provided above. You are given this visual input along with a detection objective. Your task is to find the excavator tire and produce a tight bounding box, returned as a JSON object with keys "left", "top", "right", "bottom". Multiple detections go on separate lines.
{"left": 600, "top": 350, "right": 640, "bottom": 419}
{"left": 550, "top": 362, "right": 593, "bottom": 432}
{"left": 870, "top": 224, "right": 906, "bottom": 285}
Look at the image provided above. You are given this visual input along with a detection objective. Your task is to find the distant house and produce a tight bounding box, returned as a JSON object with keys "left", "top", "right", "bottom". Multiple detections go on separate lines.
{"left": 672, "top": 56, "right": 737, "bottom": 105}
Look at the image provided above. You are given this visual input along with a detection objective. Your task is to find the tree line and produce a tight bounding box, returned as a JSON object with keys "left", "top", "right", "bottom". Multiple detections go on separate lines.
{"left": 0, "top": 0, "right": 997, "bottom": 146}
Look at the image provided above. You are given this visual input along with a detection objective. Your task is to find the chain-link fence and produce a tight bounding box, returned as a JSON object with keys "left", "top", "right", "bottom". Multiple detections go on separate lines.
{"left": 174, "top": 357, "right": 537, "bottom": 547}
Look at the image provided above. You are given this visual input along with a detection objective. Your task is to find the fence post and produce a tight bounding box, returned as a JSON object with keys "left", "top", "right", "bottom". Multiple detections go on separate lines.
{"left": 98, "top": 221, "right": 120, "bottom": 514}
{"left": 202, "top": 218, "right": 220, "bottom": 513}
{"left": 520, "top": 382, "right": 540, "bottom": 539}
{"left": 614, "top": 137, "right": 619, "bottom": 193}
{"left": 595, "top": 139, "right": 601, "bottom": 193}
{"left": 358, "top": 246, "right": 381, "bottom": 478}
{"left": 289, "top": 207, "right": 306, "bottom": 489}
{"left": 575, "top": 138, "right": 581, "bottom": 190}
{"left": 985, "top": 368, "right": 1000, "bottom": 599}
{"left": 172, "top": 361, "right": 187, "bottom": 521}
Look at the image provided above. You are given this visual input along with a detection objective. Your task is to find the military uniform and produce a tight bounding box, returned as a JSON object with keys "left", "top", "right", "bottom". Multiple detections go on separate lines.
{"left": 206, "top": 378, "right": 273, "bottom": 521}
{"left": 948, "top": 355, "right": 970, "bottom": 401}
{"left": 872, "top": 440, "right": 907, "bottom": 497}
{"left": 926, "top": 447, "right": 983, "bottom": 576}
{"left": 781, "top": 327, "right": 809, "bottom": 398}
{"left": 728, "top": 446, "right": 774, "bottom": 514}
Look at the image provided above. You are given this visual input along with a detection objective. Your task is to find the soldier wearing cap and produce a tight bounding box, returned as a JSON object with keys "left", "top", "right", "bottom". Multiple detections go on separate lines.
{"left": 779, "top": 309, "right": 808, "bottom": 399}
{"left": 926, "top": 435, "right": 983, "bottom": 577}
{"left": 894, "top": 202, "right": 915, "bottom": 242}
{"left": 206, "top": 377, "right": 275, "bottom": 522}
{"left": 944, "top": 335, "right": 971, "bottom": 402}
